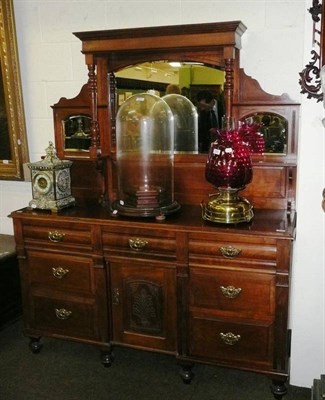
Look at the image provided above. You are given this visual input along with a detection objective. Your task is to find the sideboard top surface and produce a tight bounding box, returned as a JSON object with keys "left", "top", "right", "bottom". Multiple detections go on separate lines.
{"left": 10, "top": 204, "right": 296, "bottom": 240}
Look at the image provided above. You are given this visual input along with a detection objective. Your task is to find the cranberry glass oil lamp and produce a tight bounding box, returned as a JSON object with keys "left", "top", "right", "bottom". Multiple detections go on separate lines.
{"left": 201, "top": 118, "right": 264, "bottom": 224}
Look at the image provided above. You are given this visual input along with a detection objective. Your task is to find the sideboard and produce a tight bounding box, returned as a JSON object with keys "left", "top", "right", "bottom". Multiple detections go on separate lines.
{"left": 11, "top": 21, "right": 299, "bottom": 400}
{"left": 11, "top": 203, "right": 294, "bottom": 399}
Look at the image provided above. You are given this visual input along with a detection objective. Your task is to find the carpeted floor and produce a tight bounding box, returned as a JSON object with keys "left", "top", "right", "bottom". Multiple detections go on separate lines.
{"left": 0, "top": 319, "right": 311, "bottom": 400}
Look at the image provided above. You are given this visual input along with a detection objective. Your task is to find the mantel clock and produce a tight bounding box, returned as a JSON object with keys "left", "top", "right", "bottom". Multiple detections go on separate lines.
{"left": 28, "top": 142, "right": 75, "bottom": 212}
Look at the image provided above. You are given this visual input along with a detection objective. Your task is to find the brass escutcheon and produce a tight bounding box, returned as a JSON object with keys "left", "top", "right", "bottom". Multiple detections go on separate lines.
{"left": 112, "top": 288, "right": 120, "bottom": 305}
{"left": 220, "top": 332, "right": 241, "bottom": 345}
{"left": 220, "top": 285, "right": 242, "bottom": 299}
{"left": 219, "top": 245, "right": 241, "bottom": 258}
{"left": 52, "top": 267, "right": 69, "bottom": 279}
{"left": 128, "top": 238, "right": 148, "bottom": 251}
{"left": 48, "top": 231, "right": 65, "bottom": 243}
{"left": 55, "top": 308, "right": 72, "bottom": 320}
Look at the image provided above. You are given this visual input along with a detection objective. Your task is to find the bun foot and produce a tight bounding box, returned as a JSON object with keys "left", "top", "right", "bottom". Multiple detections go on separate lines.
{"left": 101, "top": 350, "right": 114, "bottom": 367}
{"left": 29, "top": 337, "right": 42, "bottom": 354}
{"left": 270, "top": 380, "right": 287, "bottom": 399}
{"left": 179, "top": 364, "right": 194, "bottom": 384}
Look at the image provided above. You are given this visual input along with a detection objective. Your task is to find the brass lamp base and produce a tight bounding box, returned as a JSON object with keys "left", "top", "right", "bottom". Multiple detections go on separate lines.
{"left": 201, "top": 188, "right": 253, "bottom": 224}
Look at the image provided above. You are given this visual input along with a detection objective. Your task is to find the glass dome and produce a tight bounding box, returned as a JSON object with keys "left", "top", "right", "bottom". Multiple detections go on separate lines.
{"left": 113, "top": 92, "right": 180, "bottom": 218}
{"left": 162, "top": 94, "right": 198, "bottom": 153}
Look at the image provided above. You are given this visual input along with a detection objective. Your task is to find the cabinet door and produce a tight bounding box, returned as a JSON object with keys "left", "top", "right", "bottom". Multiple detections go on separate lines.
{"left": 109, "top": 261, "right": 177, "bottom": 353}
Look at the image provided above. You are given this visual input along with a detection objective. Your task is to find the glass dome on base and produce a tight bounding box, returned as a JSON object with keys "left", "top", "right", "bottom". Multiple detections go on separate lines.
{"left": 162, "top": 94, "right": 198, "bottom": 153}
{"left": 112, "top": 92, "right": 180, "bottom": 219}
{"left": 112, "top": 198, "right": 181, "bottom": 219}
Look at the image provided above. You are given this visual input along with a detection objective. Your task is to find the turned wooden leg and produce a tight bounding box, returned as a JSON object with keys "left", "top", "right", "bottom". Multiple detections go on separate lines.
{"left": 100, "top": 350, "right": 114, "bottom": 367}
{"left": 29, "top": 337, "right": 42, "bottom": 354}
{"left": 270, "top": 380, "right": 287, "bottom": 399}
{"left": 179, "top": 363, "right": 194, "bottom": 384}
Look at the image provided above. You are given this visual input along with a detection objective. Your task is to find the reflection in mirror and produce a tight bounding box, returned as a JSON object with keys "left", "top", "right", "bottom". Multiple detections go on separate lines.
{"left": 114, "top": 63, "right": 288, "bottom": 156}
{"left": 115, "top": 62, "right": 225, "bottom": 154}
{"left": 162, "top": 94, "right": 198, "bottom": 154}
{"left": 116, "top": 61, "right": 288, "bottom": 155}
{"left": 241, "top": 113, "right": 288, "bottom": 154}
{"left": 63, "top": 114, "right": 91, "bottom": 151}
{"left": 0, "top": 0, "right": 29, "bottom": 179}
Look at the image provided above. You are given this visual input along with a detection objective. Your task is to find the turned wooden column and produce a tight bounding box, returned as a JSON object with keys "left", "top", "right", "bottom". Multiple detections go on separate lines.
{"left": 224, "top": 58, "right": 234, "bottom": 119}
{"left": 87, "top": 62, "right": 100, "bottom": 157}
{"left": 108, "top": 73, "right": 117, "bottom": 150}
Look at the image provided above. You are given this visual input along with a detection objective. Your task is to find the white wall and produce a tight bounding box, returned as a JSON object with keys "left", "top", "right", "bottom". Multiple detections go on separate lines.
{"left": 0, "top": 0, "right": 323, "bottom": 389}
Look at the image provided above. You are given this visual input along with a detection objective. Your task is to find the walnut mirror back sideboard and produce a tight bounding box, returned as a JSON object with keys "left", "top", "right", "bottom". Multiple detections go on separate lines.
{"left": 11, "top": 21, "right": 299, "bottom": 400}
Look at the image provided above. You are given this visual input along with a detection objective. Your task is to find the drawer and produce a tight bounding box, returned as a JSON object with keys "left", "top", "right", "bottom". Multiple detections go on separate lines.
{"left": 189, "top": 235, "right": 277, "bottom": 266}
{"left": 189, "top": 267, "right": 275, "bottom": 318}
{"left": 102, "top": 228, "right": 176, "bottom": 260}
{"left": 27, "top": 251, "right": 93, "bottom": 294}
{"left": 189, "top": 315, "right": 273, "bottom": 366}
{"left": 22, "top": 220, "right": 92, "bottom": 250}
{"left": 30, "top": 294, "right": 98, "bottom": 340}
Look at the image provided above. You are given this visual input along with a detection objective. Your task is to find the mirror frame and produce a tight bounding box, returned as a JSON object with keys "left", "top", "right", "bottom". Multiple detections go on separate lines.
{"left": 0, "top": 0, "right": 29, "bottom": 180}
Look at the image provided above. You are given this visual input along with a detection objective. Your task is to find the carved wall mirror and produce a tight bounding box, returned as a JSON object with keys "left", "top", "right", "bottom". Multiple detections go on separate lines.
{"left": 299, "top": 0, "right": 325, "bottom": 101}
{"left": 0, "top": 0, "right": 29, "bottom": 179}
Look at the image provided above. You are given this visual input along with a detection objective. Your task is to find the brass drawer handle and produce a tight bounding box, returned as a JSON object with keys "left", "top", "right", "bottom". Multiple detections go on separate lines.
{"left": 219, "top": 245, "right": 241, "bottom": 258}
{"left": 48, "top": 231, "right": 65, "bottom": 243}
{"left": 220, "top": 285, "right": 242, "bottom": 299}
{"left": 220, "top": 332, "right": 241, "bottom": 345}
{"left": 128, "top": 238, "right": 148, "bottom": 251}
{"left": 55, "top": 308, "right": 72, "bottom": 320}
{"left": 52, "top": 267, "right": 69, "bottom": 279}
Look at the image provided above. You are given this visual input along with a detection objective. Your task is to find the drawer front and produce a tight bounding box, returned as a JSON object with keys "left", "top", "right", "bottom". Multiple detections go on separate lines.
{"left": 189, "top": 315, "right": 273, "bottom": 366}
{"left": 31, "top": 295, "right": 98, "bottom": 339}
{"left": 190, "top": 267, "right": 275, "bottom": 318}
{"left": 189, "top": 236, "right": 277, "bottom": 266}
{"left": 27, "top": 251, "right": 93, "bottom": 294}
{"left": 102, "top": 228, "right": 176, "bottom": 260}
{"left": 22, "top": 221, "right": 92, "bottom": 250}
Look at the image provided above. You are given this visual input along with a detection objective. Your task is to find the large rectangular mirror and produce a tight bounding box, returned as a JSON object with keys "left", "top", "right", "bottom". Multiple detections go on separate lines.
{"left": 0, "top": 0, "right": 29, "bottom": 179}
{"left": 114, "top": 62, "right": 290, "bottom": 155}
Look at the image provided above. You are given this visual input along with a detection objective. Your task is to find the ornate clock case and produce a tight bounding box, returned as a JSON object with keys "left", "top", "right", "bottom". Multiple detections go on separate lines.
{"left": 28, "top": 142, "right": 75, "bottom": 212}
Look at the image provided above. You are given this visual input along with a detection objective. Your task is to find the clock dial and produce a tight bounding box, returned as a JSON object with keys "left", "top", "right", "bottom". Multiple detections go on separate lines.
{"left": 34, "top": 173, "right": 52, "bottom": 194}
{"left": 38, "top": 177, "right": 48, "bottom": 189}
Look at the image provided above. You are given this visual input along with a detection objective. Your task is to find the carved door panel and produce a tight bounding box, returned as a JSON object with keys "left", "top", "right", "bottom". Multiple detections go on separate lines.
{"left": 109, "top": 261, "right": 177, "bottom": 353}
